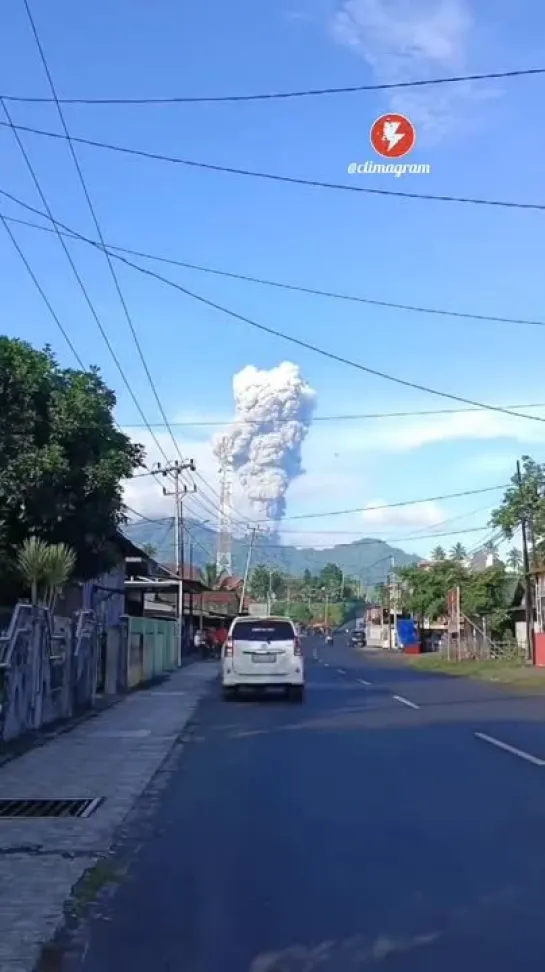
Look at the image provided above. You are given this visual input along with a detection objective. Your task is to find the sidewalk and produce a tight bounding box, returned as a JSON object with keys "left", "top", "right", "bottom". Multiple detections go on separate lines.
{"left": 0, "top": 661, "right": 218, "bottom": 971}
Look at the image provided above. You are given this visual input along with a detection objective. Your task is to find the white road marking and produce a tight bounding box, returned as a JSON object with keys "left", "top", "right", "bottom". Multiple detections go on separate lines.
{"left": 474, "top": 732, "right": 545, "bottom": 767}
{"left": 393, "top": 695, "right": 420, "bottom": 710}
{"left": 337, "top": 669, "right": 345, "bottom": 675}
{"left": 358, "top": 678, "right": 372, "bottom": 687}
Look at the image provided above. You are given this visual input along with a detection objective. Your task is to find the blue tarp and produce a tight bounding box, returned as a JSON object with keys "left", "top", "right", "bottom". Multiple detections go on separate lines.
{"left": 396, "top": 618, "right": 419, "bottom": 648}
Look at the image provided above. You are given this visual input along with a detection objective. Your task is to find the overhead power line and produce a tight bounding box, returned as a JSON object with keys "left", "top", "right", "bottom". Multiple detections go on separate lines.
{"left": 19, "top": 0, "right": 190, "bottom": 472}
{"left": 274, "top": 484, "right": 506, "bottom": 522}
{"left": 6, "top": 211, "right": 545, "bottom": 331}
{"left": 2, "top": 66, "right": 543, "bottom": 104}
{"left": 123, "top": 508, "right": 492, "bottom": 547}
{"left": 125, "top": 484, "right": 505, "bottom": 527}
{"left": 13, "top": 6, "right": 250, "bottom": 534}
{"left": 117, "top": 403, "right": 545, "bottom": 428}
{"left": 1, "top": 119, "right": 543, "bottom": 211}
{"left": 4, "top": 188, "right": 545, "bottom": 428}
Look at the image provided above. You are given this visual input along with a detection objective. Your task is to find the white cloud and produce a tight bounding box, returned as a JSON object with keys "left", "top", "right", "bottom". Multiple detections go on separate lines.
{"left": 360, "top": 497, "right": 446, "bottom": 529}
{"left": 330, "top": 0, "right": 489, "bottom": 138}
{"left": 321, "top": 407, "right": 545, "bottom": 456}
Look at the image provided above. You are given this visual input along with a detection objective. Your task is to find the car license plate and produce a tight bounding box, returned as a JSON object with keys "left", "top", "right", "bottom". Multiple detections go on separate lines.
{"left": 252, "top": 653, "right": 275, "bottom": 663}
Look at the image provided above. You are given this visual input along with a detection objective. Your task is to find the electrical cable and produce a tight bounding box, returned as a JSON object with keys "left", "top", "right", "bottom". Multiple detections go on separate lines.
{"left": 19, "top": 0, "right": 205, "bottom": 494}
{"left": 276, "top": 485, "right": 506, "bottom": 522}
{"left": 15, "top": 4, "right": 252, "bottom": 533}
{"left": 2, "top": 66, "right": 542, "bottom": 104}
{"left": 1, "top": 119, "right": 543, "bottom": 211}
{"left": 6, "top": 211, "right": 545, "bottom": 332}
{"left": 3, "top": 188, "right": 545, "bottom": 429}
{"left": 0, "top": 105, "right": 174, "bottom": 467}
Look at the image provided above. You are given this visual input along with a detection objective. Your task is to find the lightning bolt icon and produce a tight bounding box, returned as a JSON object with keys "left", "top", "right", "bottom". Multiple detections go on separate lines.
{"left": 382, "top": 120, "right": 405, "bottom": 153}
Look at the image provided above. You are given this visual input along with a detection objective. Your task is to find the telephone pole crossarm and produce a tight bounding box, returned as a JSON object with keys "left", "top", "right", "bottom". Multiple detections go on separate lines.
{"left": 153, "top": 459, "right": 197, "bottom": 665}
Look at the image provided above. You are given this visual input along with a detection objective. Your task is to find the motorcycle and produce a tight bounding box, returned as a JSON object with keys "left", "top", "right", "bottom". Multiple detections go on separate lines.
{"left": 325, "top": 634, "right": 333, "bottom": 645}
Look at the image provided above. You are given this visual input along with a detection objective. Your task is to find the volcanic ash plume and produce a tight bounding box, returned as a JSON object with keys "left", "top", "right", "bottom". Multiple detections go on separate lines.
{"left": 214, "top": 362, "right": 317, "bottom": 522}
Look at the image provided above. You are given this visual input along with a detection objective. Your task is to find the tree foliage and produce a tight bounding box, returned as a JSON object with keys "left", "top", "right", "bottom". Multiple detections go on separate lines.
{"left": 247, "top": 561, "right": 361, "bottom": 624}
{"left": 0, "top": 338, "right": 143, "bottom": 592}
{"left": 450, "top": 542, "right": 467, "bottom": 562}
{"left": 200, "top": 563, "right": 230, "bottom": 590}
{"left": 17, "top": 537, "right": 76, "bottom": 607}
{"left": 398, "top": 560, "right": 510, "bottom": 637}
{"left": 490, "top": 456, "right": 545, "bottom": 565}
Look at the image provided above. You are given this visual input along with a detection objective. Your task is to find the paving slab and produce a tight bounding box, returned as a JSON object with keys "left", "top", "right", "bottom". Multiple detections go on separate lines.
{"left": 0, "top": 662, "right": 219, "bottom": 971}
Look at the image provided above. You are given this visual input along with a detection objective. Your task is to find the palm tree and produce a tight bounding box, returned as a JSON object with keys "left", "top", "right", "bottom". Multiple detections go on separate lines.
{"left": 507, "top": 547, "right": 523, "bottom": 572}
{"left": 450, "top": 542, "right": 467, "bottom": 562}
{"left": 17, "top": 538, "right": 75, "bottom": 607}
{"left": 484, "top": 540, "right": 498, "bottom": 556}
{"left": 200, "top": 562, "right": 229, "bottom": 589}
{"left": 17, "top": 537, "right": 50, "bottom": 605}
{"left": 43, "top": 543, "right": 76, "bottom": 612}
{"left": 431, "top": 545, "right": 446, "bottom": 562}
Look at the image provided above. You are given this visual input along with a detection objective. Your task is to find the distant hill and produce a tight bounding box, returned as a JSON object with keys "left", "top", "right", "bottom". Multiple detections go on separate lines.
{"left": 124, "top": 518, "right": 419, "bottom": 584}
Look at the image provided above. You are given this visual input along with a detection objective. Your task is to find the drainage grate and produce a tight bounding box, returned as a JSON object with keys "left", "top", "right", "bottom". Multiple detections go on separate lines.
{"left": 0, "top": 798, "right": 103, "bottom": 819}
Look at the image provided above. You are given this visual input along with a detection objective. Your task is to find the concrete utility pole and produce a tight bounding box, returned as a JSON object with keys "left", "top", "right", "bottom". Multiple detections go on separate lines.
{"left": 391, "top": 556, "right": 398, "bottom": 650}
{"left": 239, "top": 526, "right": 260, "bottom": 615}
{"left": 266, "top": 567, "right": 274, "bottom": 617}
{"left": 154, "top": 459, "right": 196, "bottom": 665}
{"left": 517, "top": 460, "right": 535, "bottom": 663}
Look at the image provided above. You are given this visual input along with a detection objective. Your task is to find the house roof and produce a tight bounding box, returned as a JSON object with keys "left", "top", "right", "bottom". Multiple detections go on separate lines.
{"left": 164, "top": 563, "right": 208, "bottom": 584}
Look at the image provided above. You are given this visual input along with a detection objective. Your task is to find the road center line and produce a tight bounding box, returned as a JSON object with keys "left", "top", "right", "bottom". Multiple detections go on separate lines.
{"left": 474, "top": 732, "right": 545, "bottom": 767}
{"left": 358, "top": 678, "right": 372, "bottom": 687}
{"left": 393, "top": 695, "right": 420, "bottom": 710}
{"left": 337, "top": 669, "right": 345, "bottom": 675}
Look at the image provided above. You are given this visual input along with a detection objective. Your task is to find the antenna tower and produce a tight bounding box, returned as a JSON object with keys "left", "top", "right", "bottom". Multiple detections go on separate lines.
{"left": 217, "top": 461, "right": 233, "bottom": 575}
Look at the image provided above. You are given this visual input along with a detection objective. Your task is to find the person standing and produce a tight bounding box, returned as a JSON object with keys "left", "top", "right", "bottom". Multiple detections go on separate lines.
{"left": 215, "top": 624, "right": 228, "bottom": 657}
{"left": 193, "top": 627, "right": 203, "bottom": 654}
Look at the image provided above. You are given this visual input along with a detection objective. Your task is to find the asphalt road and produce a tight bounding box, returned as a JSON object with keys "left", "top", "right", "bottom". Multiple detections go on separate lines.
{"left": 70, "top": 640, "right": 545, "bottom": 971}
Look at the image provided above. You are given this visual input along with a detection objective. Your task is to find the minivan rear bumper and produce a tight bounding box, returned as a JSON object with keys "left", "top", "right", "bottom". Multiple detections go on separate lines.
{"left": 222, "top": 668, "right": 304, "bottom": 688}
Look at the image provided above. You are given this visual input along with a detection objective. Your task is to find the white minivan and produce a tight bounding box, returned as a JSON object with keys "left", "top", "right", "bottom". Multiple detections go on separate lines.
{"left": 221, "top": 616, "right": 304, "bottom": 702}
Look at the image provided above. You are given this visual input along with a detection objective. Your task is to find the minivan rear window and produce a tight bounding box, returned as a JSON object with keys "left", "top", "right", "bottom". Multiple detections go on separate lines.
{"left": 232, "top": 620, "right": 294, "bottom": 641}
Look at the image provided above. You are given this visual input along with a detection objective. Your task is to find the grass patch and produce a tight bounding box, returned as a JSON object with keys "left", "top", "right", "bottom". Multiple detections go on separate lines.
{"left": 68, "top": 858, "right": 125, "bottom": 918}
{"left": 406, "top": 653, "right": 545, "bottom": 690}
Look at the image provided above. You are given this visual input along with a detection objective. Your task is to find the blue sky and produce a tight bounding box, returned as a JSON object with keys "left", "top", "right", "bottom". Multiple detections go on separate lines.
{"left": 2, "top": 0, "right": 545, "bottom": 561}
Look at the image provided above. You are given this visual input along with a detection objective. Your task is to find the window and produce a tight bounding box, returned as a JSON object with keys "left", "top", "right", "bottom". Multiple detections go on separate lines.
{"left": 232, "top": 620, "right": 294, "bottom": 642}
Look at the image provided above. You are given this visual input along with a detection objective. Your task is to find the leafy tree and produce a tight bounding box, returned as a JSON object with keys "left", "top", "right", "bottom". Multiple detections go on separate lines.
{"left": 201, "top": 563, "right": 229, "bottom": 589}
{"left": 491, "top": 456, "right": 545, "bottom": 566}
{"left": 399, "top": 560, "right": 510, "bottom": 639}
{"left": 431, "top": 546, "right": 446, "bottom": 562}
{"left": 0, "top": 338, "right": 143, "bottom": 593}
{"left": 506, "top": 547, "right": 523, "bottom": 572}
{"left": 450, "top": 542, "right": 467, "bottom": 562}
{"left": 248, "top": 564, "right": 270, "bottom": 600}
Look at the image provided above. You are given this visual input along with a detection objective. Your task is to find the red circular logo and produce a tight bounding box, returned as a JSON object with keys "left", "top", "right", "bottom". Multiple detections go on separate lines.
{"left": 370, "top": 113, "right": 416, "bottom": 159}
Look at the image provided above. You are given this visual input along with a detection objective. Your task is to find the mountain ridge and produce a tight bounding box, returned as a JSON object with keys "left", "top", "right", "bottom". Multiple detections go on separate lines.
{"left": 124, "top": 518, "right": 419, "bottom": 583}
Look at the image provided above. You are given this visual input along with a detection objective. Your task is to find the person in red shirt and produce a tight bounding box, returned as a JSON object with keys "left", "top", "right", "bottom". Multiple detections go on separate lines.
{"left": 215, "top": 625, "right": 228, "bottom": 656}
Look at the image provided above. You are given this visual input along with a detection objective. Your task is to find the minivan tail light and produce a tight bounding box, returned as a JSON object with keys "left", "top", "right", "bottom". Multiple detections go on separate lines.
{"left": 225, "top": 637, "right": 233, "bottom": 657}
{"left": 294, "top": 636, "right": 302, "bottom": 656}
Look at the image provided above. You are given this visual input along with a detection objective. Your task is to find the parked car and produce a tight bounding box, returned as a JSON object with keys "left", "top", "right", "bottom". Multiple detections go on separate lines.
{"left": 222, "top": 616, "right": 304, "bottom": 702}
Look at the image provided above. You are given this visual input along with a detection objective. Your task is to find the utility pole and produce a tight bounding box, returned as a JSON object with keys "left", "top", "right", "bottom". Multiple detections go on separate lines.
{"left": 386, "top": 571, "right": 392, "bottom": 650}
{"left": 517, "top": 460, "right": 535, "bottom": 663}
{"left": 391, "top": 556, "right": 398, "bottom": 650}
{"left": 266, "top": 567, "right": 273, "bottom": 616}
{"left": 239, "top": 526, "right": 259, "bottom": 614}
{"left": 155, "top": 459, "right": 196, "bottom": 665}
